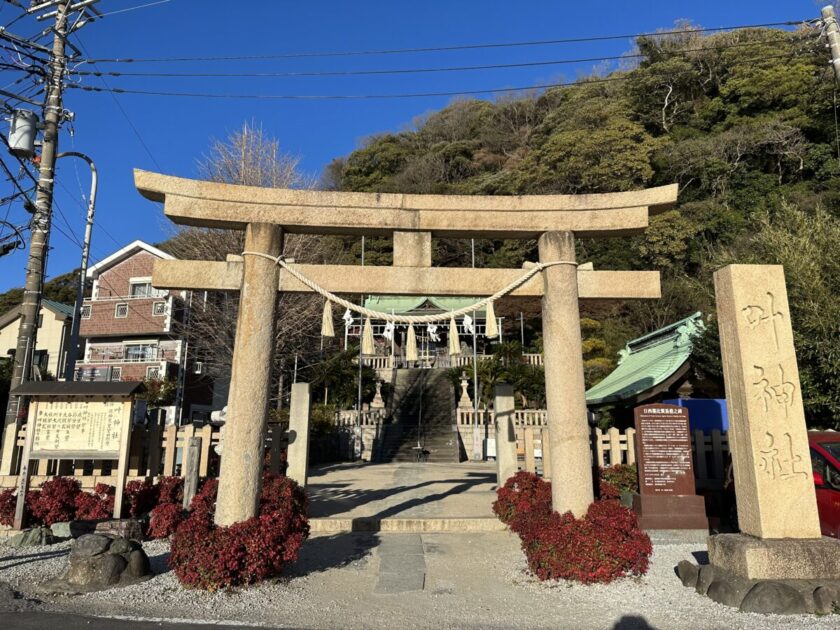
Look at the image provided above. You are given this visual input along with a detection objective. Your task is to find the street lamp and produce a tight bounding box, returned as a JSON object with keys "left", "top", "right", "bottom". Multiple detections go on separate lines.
{"left": 58, "top": 151, "right": 97, "bottom": 381}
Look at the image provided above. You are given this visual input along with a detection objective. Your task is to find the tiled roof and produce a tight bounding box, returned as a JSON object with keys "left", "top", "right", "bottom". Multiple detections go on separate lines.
{"left": 585, "top": 312, "right": 705, "bottom": 406}
{"left": 364, "top": 295, "right": 486, "bottom": 316}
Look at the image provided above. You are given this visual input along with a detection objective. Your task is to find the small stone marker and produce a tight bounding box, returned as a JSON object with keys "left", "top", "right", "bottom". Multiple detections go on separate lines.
{"left": 182, "top": 437, "right": 201, "bottom": 509}
{"left": 494, "top": 384, "right": 517, "bottom": 485}
{"left": 631, "top": 403, "right": 707, "bottom": 530}
{"left": 287, "top": 383, "right": 311, "bottom": 487}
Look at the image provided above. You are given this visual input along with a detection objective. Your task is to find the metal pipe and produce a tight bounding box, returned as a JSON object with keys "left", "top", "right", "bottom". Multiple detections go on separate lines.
{"left": 58, "top": 151, "right": 97, "bottom": 382}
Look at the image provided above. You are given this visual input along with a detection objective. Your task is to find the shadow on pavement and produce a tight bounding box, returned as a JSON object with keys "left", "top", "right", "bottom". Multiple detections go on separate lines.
{"left": 288, "top": 532, "right": 379, "bottom": 575}
{"left": 307, "top": 471, "right": 495, "bottom": 518}
{"left": 613, "top": 615, "right": 658, "bottom": 630}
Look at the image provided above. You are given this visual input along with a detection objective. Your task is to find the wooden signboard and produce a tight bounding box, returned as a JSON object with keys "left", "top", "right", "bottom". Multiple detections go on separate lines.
{"left": 634, "top": 403, "right": 695, "bottom": 495}
{"left": 10, "top": 382, "right": 144, "bottom": 530}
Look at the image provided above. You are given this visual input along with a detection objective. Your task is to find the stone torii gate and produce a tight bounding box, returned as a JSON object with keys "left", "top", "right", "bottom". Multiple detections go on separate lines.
{"left": 135, "top": 170, "right": 677, "bottom": 527}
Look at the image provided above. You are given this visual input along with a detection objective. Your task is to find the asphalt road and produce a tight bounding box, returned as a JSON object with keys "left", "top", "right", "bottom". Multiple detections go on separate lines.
{"left": 5, "top": 612, "right": 276, "bottom": 629}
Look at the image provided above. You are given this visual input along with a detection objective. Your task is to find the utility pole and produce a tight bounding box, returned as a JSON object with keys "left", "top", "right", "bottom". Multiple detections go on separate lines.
{"left": 823, "top": 5, "right": 840, "bottom": 83}
{"left": 2, "top": 1, "right": 72, "bottom": 468}
{"left": 59, "top": 151, "right": 97, "bottom": 381}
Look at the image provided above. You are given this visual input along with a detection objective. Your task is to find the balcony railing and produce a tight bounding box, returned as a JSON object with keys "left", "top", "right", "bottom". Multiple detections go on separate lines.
{"left": 85, "top": 346, "right": 178, "bottom": 364}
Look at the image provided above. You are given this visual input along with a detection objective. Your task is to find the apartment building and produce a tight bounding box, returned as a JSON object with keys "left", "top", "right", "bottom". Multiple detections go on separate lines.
{"left": 76, "top": 240, "right": 213, "bottom": 423}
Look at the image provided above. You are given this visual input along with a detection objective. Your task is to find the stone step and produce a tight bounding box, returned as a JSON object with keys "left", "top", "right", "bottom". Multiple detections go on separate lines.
{"left": 309, "top": 516, "right": 506, "bottom": 533}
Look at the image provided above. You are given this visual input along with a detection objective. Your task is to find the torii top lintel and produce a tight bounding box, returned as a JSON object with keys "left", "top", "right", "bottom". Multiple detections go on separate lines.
{"left": 135, "top": 170, "right": 678, "bottom": 239}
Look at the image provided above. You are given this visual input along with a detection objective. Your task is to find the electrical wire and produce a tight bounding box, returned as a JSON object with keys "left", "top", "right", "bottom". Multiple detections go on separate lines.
{"left": 70, "top": 50, "right": 817, "bottom": 101}
{"left": 80, "top": 20, "right": 807, "bottom": 64}
{"left": 72, "top": 34, "right": 163, "bottom": 170}
{"left": 94, "top": 0, "right": 173, "bottom": 19}
{"left": 71, "top": 39, "right": 810, "bottom": 80}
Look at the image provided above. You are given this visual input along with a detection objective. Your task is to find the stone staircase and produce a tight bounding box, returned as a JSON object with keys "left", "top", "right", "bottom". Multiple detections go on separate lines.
{"left": 376, "top": 369, "right": 463, "bottom": 463}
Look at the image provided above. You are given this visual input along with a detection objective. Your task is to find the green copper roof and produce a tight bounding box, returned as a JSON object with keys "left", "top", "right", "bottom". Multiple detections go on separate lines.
{"left": 364, "top": 296, "right": 485, "bottom": 316}
{"left": 585, "top": 312, "right": 705, "bottom": 406}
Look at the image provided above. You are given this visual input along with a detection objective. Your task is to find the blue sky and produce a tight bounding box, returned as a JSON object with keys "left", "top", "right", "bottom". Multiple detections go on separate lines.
{"left": 0, "top": 0, "right": 819, "bottom": 293}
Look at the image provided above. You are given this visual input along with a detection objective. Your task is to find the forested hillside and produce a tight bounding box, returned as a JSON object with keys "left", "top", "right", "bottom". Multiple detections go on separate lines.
{"left": 325, "top": 26, "right": 840, "bottom": 427}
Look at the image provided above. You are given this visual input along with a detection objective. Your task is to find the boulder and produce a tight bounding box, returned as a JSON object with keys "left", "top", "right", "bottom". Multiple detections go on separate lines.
{"left": 49, "top": 522, "right": 72, "bottom": 539}
{"left": 8, "top": 527, "right": 56, "bottom": 548}
{"left": 66, "top": 553, "right": 126, "bottom": 588}
{"left": 71, "top": 533, "right": 112, "bottom": 558}
{"left": 676, "top": 561, "right": 699, "bottom": 588}
{"left": 94, "top": 519, "right": 144, "bottom": 541}
{"left": 706, "top": 575, "right": 755, "bottom": 608}
{"left": 813, "top": 585, "right": 840, "bottom": 615}
{"left": 127, "top": 549, "right": 151, "bottom": 578}
{"left": 739, "top": 581, "right": 808, "bottom": 614}
{"left": 109, "top": 538, "right": 134, "bottom": 555}
{"left": 695, "top": 564, "right": 716, "bottom": 596}
{"left": 39, "top": 534, "right": 152, "bottom": 594}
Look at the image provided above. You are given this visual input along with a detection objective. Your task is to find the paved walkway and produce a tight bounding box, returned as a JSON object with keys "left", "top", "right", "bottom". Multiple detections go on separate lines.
{"left": 307, "top": 461, "right": 498, "bottom": 522}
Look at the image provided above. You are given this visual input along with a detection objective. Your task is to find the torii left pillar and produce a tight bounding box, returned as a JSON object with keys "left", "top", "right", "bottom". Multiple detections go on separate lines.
{"left": 539, "top": 231, "right": 594, "bottom": 517}
{"left": 215, "top": 223, "right": 282, "bottom": 526}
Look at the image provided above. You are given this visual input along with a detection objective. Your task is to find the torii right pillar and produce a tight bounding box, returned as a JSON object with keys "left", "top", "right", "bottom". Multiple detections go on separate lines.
{"left": 539, "top": 231, "right": 593, "bottom": 517}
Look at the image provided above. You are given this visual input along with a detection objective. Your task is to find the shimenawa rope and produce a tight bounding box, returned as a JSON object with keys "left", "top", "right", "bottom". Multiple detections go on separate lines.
{"left": 241, "top": 250, "right": 576, "bottom": 325}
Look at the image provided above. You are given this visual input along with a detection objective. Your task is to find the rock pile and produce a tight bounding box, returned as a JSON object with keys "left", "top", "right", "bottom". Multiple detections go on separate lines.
{"left": 40, "top": 533, "right": 152, "bottom": 594}
{"left": 677, "top": 560, "right": 840, "bottom": 615}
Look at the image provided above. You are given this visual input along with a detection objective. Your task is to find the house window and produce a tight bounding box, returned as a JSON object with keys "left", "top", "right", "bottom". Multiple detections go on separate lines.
{"left": 146, "top": 366, "right": 161, "bottom": 380}
{"left": 130, "top": 280, "right": 167, "bottom": 299}
{"left": 152, "top": 301, "right": 166, "bottom": 316}
{"left": 125, "top": 343, "right": 157, "bottom": 361}
{"left": 114, "top": 303, "right": 128, "bottom": 318}
{"left": 37, "top": 314, "right": 43, "bottom": 328}
{"left": 110, "top": 367, "right": 122, "bottom": 381}
{"left": 81, "top": 305, "right": 91, "bottom": 319}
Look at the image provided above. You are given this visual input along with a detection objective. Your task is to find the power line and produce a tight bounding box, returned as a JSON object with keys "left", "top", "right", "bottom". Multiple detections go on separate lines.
{"left": 71, "top": 39, "right": 807, "bottom": 80}
{"left": 72, "top": 34, "right": 163, "bottom": 170}
{"left": 94, "top": 0, "right": 172, "bottom": 19}
{"left": 80, "top": 20, "right": 807, "bottom": 64}
{"left": 70, "top": 50, "right": 816, "bottom": 101}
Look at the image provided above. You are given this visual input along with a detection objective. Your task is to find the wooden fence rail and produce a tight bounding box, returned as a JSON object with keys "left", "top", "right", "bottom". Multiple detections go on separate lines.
{"left": 0, "top": 413, "right": 732, "bottom": 492}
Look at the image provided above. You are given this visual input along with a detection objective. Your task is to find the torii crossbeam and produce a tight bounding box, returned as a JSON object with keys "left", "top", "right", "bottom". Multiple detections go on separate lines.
{"left": 135, "top": 169, "right": 678, "bottom": 526}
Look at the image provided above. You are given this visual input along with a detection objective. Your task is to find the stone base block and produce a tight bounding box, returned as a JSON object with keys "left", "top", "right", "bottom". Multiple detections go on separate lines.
{"left": 631, "top": 493, "right": 708, "bottom": 530}
{"left": 708, "top": 533, "right": 840, "bottom": 580}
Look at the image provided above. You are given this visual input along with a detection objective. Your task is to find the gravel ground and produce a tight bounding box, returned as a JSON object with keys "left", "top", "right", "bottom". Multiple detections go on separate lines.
{"left": 1, "top": 533, "right": 837, "bottom": 629}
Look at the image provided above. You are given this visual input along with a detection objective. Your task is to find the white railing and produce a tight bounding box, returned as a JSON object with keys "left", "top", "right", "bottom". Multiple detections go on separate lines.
{"left": 335, "top": 409, "right": 386, "bottom": 427}
{"left": 522, "top": 353, "right": 543, "bottom": 366}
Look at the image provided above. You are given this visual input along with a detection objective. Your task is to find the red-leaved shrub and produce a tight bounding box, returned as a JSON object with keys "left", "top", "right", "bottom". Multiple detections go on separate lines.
{"left": 599, "top": 480, "right": 621, "bottom": 501}
{"left": 123, "top": 478, "right": 158, "bottom": 517}
{"left": 496, "top": 472, "right": 652, "bottom": 584}
{"left": 0, "top": 488, "right": 16, "bottom": 527}
{"left": 156, "top": 476, "right": 184, "bottom": 505}
{"left": 148, "top": 502, "right": 185, "bottom": 539}
{"left": 29, "top": 477, "right": 82, "bottom": 525}
{"left": 74, "top": 483, "right": 115, "bottom": 520}
{"left": 599, "top": 464, "right": 639, "bottom": 495}
{"left": 169, "top": 474, "right": 309, "bottom": 590}
{"left": 492, "top": 471, "right": 552, "bottom": 534}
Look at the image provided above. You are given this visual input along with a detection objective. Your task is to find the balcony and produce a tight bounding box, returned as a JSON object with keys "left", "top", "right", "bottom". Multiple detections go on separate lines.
{"left": 85, "top": 343, "right": 179, "bottom": 365}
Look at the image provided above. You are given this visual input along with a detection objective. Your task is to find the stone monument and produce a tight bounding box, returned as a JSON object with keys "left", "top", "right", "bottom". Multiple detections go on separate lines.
{"left": 674, "top": 265, "right": 840, "bottom": 615}
{"left": 631, "top": 403, "right": 707, "bottom": 530}
{"left": 711, "top": 264, "right": 838, "bottom": 580}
